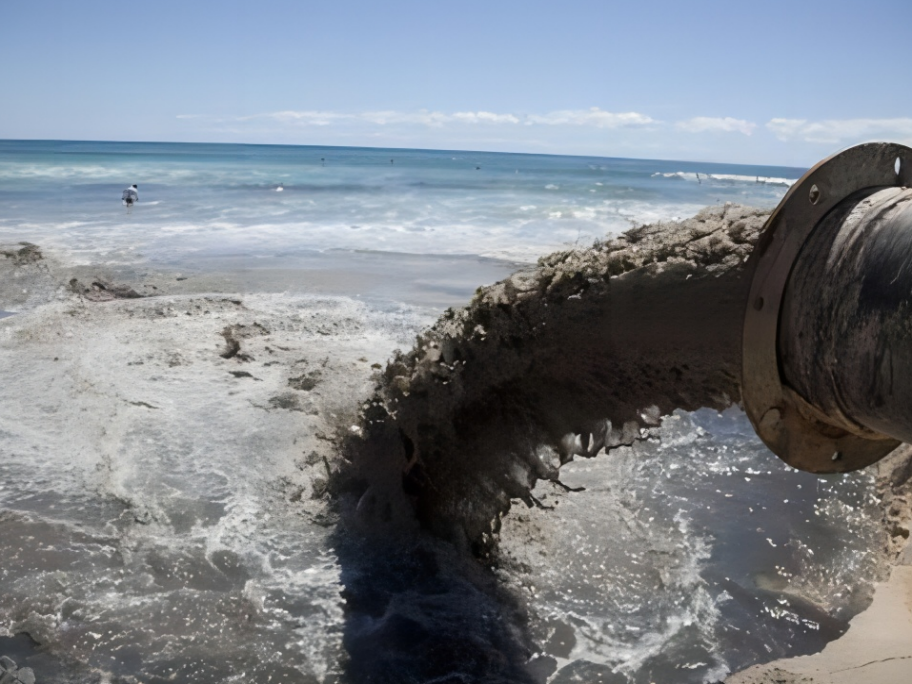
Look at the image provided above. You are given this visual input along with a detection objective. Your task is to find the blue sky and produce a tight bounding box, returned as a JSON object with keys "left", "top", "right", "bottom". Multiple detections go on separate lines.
{"left": 1, "top": 0, "right": 910, "bottom": 166}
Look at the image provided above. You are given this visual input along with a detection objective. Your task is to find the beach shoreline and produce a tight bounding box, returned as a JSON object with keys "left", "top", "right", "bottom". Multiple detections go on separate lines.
{"left": 724, "top": 446, "right": 912, "bottom": 683}
{"left": 0, "top": 242, "right": 429, "bottom": 682}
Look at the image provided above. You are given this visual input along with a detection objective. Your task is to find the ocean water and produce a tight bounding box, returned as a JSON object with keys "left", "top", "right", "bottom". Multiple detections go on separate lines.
{"left": 1, "top": 141, "right": 890, "bottom": 683}
{"left": 0, "top": 140, "right": 799, "bottom": 290}
{"left": 499, "top": 409, "right": 884, "bottom": 683}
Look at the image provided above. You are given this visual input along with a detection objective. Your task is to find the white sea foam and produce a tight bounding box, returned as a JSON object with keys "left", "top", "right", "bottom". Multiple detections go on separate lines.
{"left": 1, "top": 141, "right": 795, "bottom": 278}
{"left": 1, "top": 200, "right": 704, "bottom": 265}
{"left": 0, "top": 292, "right": 428, "bottom": 681}
{"left": 652, "top": 171, "right": 797, "bottom": 186}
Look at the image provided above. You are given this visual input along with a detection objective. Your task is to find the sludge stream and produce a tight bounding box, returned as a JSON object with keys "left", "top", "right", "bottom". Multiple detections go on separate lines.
{"left": 331, "top": 203, "right": 906, "bottom": 683}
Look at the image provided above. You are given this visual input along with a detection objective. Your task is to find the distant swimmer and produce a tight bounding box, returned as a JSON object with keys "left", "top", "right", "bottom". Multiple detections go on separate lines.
{"left": 122, "top": 184, "right": 138, "bottom": 206}
{"left": 390, "top": 159, "right": 394, "bottom": 164}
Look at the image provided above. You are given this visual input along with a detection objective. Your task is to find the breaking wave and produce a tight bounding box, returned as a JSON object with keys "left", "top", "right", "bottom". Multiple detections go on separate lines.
{"left": 652, "top": 171, "right": 797, "bottom": 186}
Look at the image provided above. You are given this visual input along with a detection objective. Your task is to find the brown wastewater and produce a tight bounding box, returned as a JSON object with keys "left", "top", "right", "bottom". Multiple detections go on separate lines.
{"left": 332, "top": 204, "right": 912, "bottom": 683}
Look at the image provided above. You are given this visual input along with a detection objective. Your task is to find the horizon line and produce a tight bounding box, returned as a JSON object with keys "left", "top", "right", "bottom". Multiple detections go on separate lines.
{"left": 0, "top": 137, "right": 810, "bottom": 172}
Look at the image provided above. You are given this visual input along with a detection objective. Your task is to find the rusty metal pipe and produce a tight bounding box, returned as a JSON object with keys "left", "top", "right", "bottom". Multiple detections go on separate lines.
{"left": 779, "top": 187, "right": 912, "bottom": 446}
{"left": 743, "top": 143, "right": 912, "bottom": 473}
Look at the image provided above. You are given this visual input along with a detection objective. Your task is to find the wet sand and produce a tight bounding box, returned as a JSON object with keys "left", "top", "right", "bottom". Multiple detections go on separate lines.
{"left": 0, "top": 244, "right": 431, "bottom": 681}
{"left": 726, "top": 553, "right": 912, "bottom": 684}
{"left": 726, "top": 450, "right": 912, "bottom": 684}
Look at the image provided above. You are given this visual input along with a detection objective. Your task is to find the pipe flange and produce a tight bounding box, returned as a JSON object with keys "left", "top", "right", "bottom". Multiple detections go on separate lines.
{"left": 742, "top": 142, "right": 912, "bottom": 472}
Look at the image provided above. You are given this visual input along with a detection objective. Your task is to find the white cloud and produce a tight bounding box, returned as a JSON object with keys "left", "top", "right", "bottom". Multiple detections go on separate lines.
{"left": 234, "top": 109, "right": 521, "bottom": 128}
{"left": 251, "top": 110, "right": 348, "bottom": 126}
{"left": 527, "top": 107, "right": 655, "bottom": 128}
{"left": 767, "top": 117, "right": 912, "bottom": 144}
{"left": 766, "top": 118, "right": 807, "bottom": 140}
{"left": 676, "top": 117, "right": 756, "bottom": 136}
{"left": 199, "top": 107, "right": 654, "bottom": 130}
{"left": 451, "top": 111, "right": 522, "bottom": 125}
{"left": 360, "top": 110, "right": 450, "bottom": 126}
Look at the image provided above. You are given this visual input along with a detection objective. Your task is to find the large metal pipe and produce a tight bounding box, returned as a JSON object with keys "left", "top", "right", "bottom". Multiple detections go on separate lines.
{"left": 743, "top": 143, "right": 912, "bottom": 473}
{"left": 780, "top": 186, "right": 912, "bottom": 445}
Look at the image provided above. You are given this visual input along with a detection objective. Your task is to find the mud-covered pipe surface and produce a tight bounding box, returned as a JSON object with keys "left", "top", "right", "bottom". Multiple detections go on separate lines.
{"left": 780, "top": 186, "right": 912, "bottom": 445}
{"left": 340, "top": 205, "right": 769, "bottom": 551}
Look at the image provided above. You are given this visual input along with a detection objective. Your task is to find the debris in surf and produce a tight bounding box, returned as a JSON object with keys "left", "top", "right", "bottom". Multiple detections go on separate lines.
{"left": 68, "top": 277, "right": 143, "bottom": 302}
{"left": 219, "top": 322, "right": 268, "bottom": 360}
{"left": 0, "top": 655, "right": 36, "bottom": 684}
{"left": 0, "top": 243, "right": 42, "bottom": 266}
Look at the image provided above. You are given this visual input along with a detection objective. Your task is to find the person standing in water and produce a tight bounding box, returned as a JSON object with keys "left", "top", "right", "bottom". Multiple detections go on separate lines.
{"left": 122, "top": 184, "right": 139, "bottom": 206}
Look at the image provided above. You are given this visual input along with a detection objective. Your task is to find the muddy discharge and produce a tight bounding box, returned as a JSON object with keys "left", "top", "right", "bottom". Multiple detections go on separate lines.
{"left": 331, "top": 205, "right": 773, "bottom": 682}
{"left": 342, "top": 204, "right": 768, "bottom": 549}
{"left": 334, "top": 204, "right": 911, "bottom": 682}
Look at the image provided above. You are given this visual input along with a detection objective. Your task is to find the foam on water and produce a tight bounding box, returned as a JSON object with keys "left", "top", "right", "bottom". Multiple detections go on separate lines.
{"left": 498, "top": 409, "right": 885, "bottom": 682}
{"left": 0, "top": 293, "right": 430, "bottom": 682}
{"left": 0, "top": 141, "right": 801, "bottom": 271}
{"left": 652, "top": 172, "right": 797, "bottom": 187}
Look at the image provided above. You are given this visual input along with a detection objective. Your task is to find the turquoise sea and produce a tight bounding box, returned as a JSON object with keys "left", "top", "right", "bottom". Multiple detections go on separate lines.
{"left": 0, "top": 140, "right": 802, "bottom": 303}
